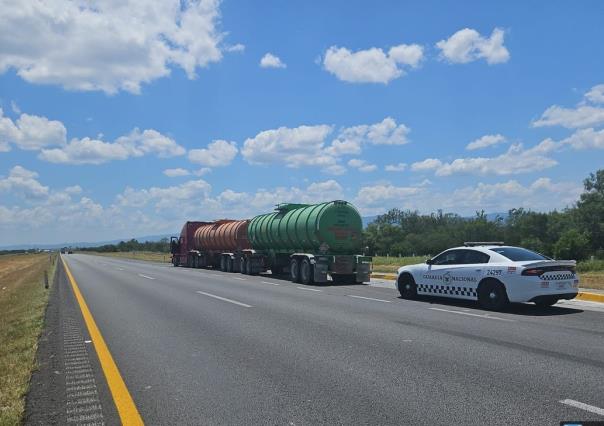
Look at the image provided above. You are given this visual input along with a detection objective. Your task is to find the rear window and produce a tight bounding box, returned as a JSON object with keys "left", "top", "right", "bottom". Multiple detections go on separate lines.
{"left": 490, "top": 247, "right": 550, "bottom": 261}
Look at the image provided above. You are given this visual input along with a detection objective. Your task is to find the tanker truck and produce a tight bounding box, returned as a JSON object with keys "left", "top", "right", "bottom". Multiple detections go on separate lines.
{"left": 171, "top": 219, "right": 251, "bottom": 271}
{"left": 239, "top": 200, "right": 372, "bottom": 284}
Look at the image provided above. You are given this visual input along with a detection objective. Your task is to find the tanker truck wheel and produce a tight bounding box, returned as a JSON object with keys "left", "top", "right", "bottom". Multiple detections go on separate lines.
{"left": 300, "top": 258, "right": 314, "bottom": 285}
{"left": 220, "top": 256, "right": 226, "bottom": 272}
{"left": 290, "top": 259, "right": 300, "bottom": 283}
{"left": 245, "top": 259, "right": 253, "bottom": 275}
{"left": 226, "top": 257, "right": 233, "bottom": 273}
{"left": 240, "top": 257, "right": 247, "bottom": 275}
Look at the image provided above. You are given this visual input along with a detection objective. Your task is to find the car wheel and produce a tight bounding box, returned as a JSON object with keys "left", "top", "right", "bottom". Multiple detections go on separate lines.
{"left": 398, "top": 273, "right": 417, "bottom": 299}
{"left": 477, "top": 279, "right": 509, "bottom": 311}
{"left": 535, "top": 298, "right": 558, "bottom": 307}
{"left": 290, "top": 259, "right": 300, "bottom": 283}
{"left": 300, "top": 258, "right": 313, "bottom": 285}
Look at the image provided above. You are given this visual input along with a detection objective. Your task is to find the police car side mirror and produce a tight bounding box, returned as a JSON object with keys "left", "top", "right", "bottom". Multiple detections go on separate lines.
{"left": 426, "top": 258, "right": 434, "bottom": 265}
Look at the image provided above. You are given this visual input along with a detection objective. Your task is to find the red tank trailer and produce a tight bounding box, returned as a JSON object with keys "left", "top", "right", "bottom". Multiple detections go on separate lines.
{"left": 171, "top": 219, "right": 250, "bottom": 271}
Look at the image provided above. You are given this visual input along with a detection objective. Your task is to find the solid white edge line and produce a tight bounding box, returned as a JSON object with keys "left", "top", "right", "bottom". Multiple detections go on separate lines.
{"left": 560, "top": 399, "right": 604, "bottom": 416}
{"left": 428, "top": 307, "right": 515, "bottom": 322}
{"left": 297, "top": 287, "right": 322, "bottom": 292}
{"left": 195, "top": 291, "right": 253, "bottom": 308}
{"left": 347, "top": 295, "right": 391, "bottom": 303}
{"left": 137, "top": 274, "right": 155, "bottom": 280}
{"left": 261, "top": 281, "right": 280, "bottom": 286}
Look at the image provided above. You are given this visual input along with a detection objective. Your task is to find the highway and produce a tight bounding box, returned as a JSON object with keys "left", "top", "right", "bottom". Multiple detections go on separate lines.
{"left": 59, "top": 253, "right": 604, "bottom": 425}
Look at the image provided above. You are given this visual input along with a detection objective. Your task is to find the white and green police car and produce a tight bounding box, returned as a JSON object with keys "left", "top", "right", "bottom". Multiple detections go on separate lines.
{"left": 396, "top": 243, "right": 579, "bottom": 310}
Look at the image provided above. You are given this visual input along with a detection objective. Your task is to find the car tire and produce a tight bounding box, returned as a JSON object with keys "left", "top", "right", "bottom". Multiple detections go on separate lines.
{"left": 477, "top": 279, "right": 509, "bottom": 311}
{"left": 290, "top": 259, "right": 300, "bottom": 283}
{"left": 535, "top": 298, "right": 558, "bottom": 307}
{"left": 300, "top": 258, "right": 313, "bottom": 285}
{"left": 398, "top": 273, "right": 417, "bottom": 299}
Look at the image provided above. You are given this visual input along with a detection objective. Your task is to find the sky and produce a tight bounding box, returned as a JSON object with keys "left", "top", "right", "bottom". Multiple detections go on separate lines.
{"left": 1, "top": 0, "right": 604, "bottom": 246}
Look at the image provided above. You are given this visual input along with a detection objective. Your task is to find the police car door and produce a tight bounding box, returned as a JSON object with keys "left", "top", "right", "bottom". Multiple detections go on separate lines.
{"left": 446, "top": 249, "right": 487, "bottom": 300}
{"left": 420, "top": 250, "right": 465, "bottom": 297}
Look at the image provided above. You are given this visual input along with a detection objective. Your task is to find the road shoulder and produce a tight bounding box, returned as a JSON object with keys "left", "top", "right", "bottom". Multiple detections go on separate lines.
{"left": 25, "top": 258, "right": 120, "bottom": 425}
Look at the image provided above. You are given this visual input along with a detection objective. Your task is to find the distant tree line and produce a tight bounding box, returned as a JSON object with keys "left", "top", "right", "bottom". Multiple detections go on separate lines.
{"left": 0, "top": 249, "right": 42, "bottom": 255}
{"left": 77, "top": 238, "right": 170, "bottom": 253}
{"left": 363, "top": 170, "right": 604, "bottom": 261}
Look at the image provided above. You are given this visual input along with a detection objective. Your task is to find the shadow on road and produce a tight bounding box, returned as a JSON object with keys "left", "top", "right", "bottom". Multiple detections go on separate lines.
{"left": 400, "top": 295, "right": 584, "bottom": 316}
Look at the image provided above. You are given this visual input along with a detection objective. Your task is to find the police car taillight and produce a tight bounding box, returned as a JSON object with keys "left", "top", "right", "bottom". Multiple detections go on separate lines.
{"left": 522, "top": 268, "right": 544, "bottom": 276}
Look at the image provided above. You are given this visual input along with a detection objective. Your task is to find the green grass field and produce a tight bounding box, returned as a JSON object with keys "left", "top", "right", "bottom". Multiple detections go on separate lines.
{"left": 0, "top": 253, "right": 56, "bottom": 426}
{"left": 77, "top": 251, "right": 171, "bottom": 263}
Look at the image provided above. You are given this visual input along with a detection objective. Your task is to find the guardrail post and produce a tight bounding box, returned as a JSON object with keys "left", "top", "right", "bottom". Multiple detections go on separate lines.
{"left": 44, "top": 270, "right": 49, "bottom": 289}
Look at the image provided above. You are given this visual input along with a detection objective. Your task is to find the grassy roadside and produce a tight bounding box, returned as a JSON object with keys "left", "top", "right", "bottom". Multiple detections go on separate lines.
{"left": 0, "top": 253, "right": 56, "bottom": 426}
{"left": 77, "top": 250, "right": 171, "bottom": 263}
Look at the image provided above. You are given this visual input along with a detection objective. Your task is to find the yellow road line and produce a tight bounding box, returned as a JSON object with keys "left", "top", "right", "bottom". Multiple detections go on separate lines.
{"left": 61, "top": 257, "right": 144, "bottom": 425}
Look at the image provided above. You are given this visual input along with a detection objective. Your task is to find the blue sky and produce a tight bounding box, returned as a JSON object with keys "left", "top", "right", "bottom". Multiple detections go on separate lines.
{"left": 1, "top": 0, "right": 604, "bottom": 245}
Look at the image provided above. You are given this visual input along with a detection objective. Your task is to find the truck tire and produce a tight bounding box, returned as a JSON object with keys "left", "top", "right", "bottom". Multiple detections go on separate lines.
{"left": 290, "top": 259, "right": 300, "bottom": 283}
{"left": 226, "top": 257, "right": 233, "bottom": 273}
{"left": 220, "top": 256, "right": 226, "bottom": 272}
{"left": 300, "top": 258, "right": 313, "bottom": 285}
{"left": 240, "top": 257, "right": 247, "bottom": 275}
{"left": 245, "top": 259, "right": 253, "bottom": 275}
{"left": 477, "top": 279, "right": 509, "bottom": 311}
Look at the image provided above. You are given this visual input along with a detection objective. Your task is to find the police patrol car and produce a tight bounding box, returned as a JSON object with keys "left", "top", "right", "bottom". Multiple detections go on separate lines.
{"left": 396, "top": 242, "right": 579, "bottom": 310}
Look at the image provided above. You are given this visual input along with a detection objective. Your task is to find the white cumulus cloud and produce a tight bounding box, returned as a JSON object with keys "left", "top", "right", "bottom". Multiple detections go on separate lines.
{"left": 163, "top": 168, "right": 191, "bottom": 177}
{"left": 0, "top": 166, "right": 50, "bottom": 200}
{"left": 0, "top": 0, "right": 227, "bottom": 94}
{"left": 466, "top": 134, "right": 506, "bottom": 150}
{"left": 412, "top": 140, "right": 559, "bottom": 177}
{"left": 259, "top": 53, "right": 286, "bottom": 69}
{"left": 385, "top": 163, "right": 407, "bottom": 172}
{"left": 323, "top": 43, "right": 423, "bottom": 83}
{"left": 188, "top": 140, "right": 238, "bottom": 167}
{"left": 39, "top": 128, "right": 185, "bottom": 165}
{"left": 436, "top": 28, "right": 509, "bottom": 65}
{"left": 532, "top": 105, "right": 604, "bottom": 129}
{"left": 0, "top": 108, "right": 66, "bottom": 151}
{"left": 585, "top": 84, "right": 604, "bottom": 104}
{"left": 242, "top": 125, "right": 334, "bottom": 167}
{"left": 348, "top": 159, "right": 377, "bottom": 172}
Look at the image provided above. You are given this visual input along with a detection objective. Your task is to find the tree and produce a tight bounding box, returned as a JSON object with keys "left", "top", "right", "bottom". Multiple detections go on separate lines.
{"left": 554, "top": 229, "right": 590, "bottom": 260}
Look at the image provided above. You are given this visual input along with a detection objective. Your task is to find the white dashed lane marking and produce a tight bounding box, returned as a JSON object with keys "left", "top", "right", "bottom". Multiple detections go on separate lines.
{"left": 297, "top": 287, "right": 322, "bottom": 292}
{"left": 137, "top": 274, "right": 155, "bottom": 280}
{"left": 560, "top": 399, "right": 604, "bottom": 416}
{"left": 428, "top": 307, "right": 516, "bottom": 322}
{"left": 347, "top": 295, "right": 391, "bottom": 303}
{"left": 261, "top": 281, "right": 281, "bottom": 286}
{"left": 234, "top": 277, "right": 246, "bottom": 281}
{"left": 195, "top": 291, "right": 253, "bottom": 308}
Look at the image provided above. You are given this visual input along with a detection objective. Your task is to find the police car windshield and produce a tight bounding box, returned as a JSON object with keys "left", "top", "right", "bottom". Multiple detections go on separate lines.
{"left": 490, "top": 247, "right": 550, "bottom": 261}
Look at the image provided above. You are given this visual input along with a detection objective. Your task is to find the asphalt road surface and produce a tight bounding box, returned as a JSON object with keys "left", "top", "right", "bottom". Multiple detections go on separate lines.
{"left": 58, "top": 254, "right": 604, "bottom": 425}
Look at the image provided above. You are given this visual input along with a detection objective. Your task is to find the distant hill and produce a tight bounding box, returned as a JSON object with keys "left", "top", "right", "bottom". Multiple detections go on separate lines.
{"left": 0, "top": 234, "right": 173, "bottom": 251}
{"left": 362, "top": 216, "right": 378, "bottom": 228}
